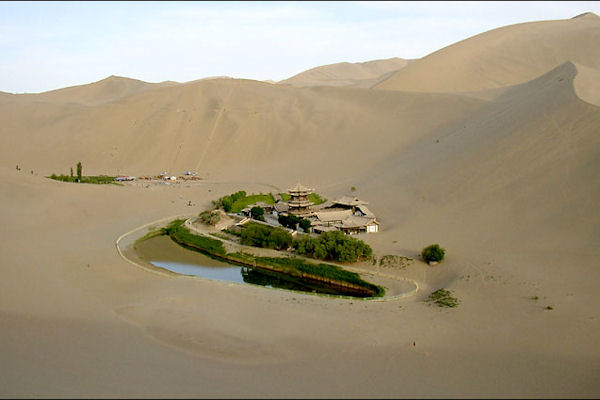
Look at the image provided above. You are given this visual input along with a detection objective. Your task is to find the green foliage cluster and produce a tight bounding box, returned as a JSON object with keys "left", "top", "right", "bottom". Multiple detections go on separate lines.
{"left": 250, "top": 206, "right": 265, "bottom": 221}
{"left": 156, "top": 219, "right": 384, "bottom": 298}
{"left": 308, "top": 193, "right": 327, "bottom": 205}
{"left": 292, "top": 230, "right": 373, "bottom": 263}
{"left": 164, "top": 219, "right": 226, "bottom": 255}
{"left": 233, "top": 193, "right": 275, "bottom": 213}
{"left": 279, "top": 193, "right": 291, "bottom": 201}
{"left": 198, "top": 210, "right": 221, "bottom": 226}
{"left": 426, "top": 288, "right": 459, "bottom": 308}
{"left": 277, "top": 214, "right": 312, "bottom": 232}
{"left": 133, "top": 227, "right": 167, "bottom": 250}
{"left": 298, "top": 218, "right": 312, "bottom": 232}
{"left": 223, "top": 228, "right": 242, "bottom": 237}
{"left": 48, "top": 173, "right": 117, "bottom": 184}
{"left": 227, "top": 251, "right": 257, "bottom": 264}
{"left": 213, "top": 190, "right": 247, "bottom": 212}
{"left": 278, "top": 213, "right": 299, "bottom": 229}
{"left": 256, "top": 256, "right": 384, "bottom": 297}
{"left": 212, "top": 191, "right": 276, "bottom": 213}
{"left": 240, "top": 222, "right": 292, "bottom": 250}
{"left": 421, "top": 243, "right": 446, "bottom": 263}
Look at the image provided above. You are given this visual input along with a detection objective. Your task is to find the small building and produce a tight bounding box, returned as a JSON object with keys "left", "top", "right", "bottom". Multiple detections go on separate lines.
{"left": 339, "top": 215, "right": 380, "bottom": 234}
{"left": 272, "top": 201, "right": 289, "bottom": 217}
{"left": 241, "top": 201, "right": 274, "bottom": 217}
{"left": 310, "top": 196, "right": 380, "bottom": 234}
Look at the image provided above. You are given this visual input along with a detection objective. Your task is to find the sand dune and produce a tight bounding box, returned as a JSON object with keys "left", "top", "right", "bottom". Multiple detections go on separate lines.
{"left": 16, "top": 75, "right": 179, "bottom": 106}
{"left": 279, "top": 57, "right": 412, "bottom": 88}
{"left": 0, "top": 77, "right": 485, "bottom": 179}
{"left": 375, "top": 12, "right": 600, "bottom": 93}
{"left": 1, "top": 13, "right": 599, "bottom": 398}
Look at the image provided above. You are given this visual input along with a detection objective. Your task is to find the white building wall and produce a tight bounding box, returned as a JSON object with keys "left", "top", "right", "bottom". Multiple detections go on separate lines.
{"left": 367, "top": 224, "right": 378, "bottom": 233}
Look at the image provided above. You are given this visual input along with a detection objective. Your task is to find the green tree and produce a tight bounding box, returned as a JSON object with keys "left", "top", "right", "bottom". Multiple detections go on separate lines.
{"left": 76, "top": 162, "right": 82, "bottom": 182}
{"left": 250, "top": 206, "right": 265, "bottom": 221}
{"left": 278, "top": 213, "right": 300, "bottom": 229}
{"left": 421, "top": 244, "right": 445, "bottom": 263}
{"left": 70, "top": 168, "right": 74, "bottom": 178}
{"left": 240, "top": 222, "right": 292, "bottom": 250}
{"left": 292, "top": 230, "right": 372, "bottom": 262}
{"left": 299, "top": 218, "right": 312, "bottom": 233}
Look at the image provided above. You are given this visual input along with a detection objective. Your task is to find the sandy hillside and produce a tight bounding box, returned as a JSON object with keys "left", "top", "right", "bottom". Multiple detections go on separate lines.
{"left": 0, "top": 77, "right": 485, "bottom": 179}
{"left": 13, "top": 75, "right": 179, "bottom": 106}
{"left": 375, "top": 12, "right": 600, "bottom": 93}
{"left": 278, "top": 57, "right": 412, "bottom": 88}
{"left": 1, "top": 13, "right": 599, "bottom": 398}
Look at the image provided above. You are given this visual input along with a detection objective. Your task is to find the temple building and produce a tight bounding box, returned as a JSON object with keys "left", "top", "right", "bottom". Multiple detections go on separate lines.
{"left": 287, "top": 182, "right": 315, "bottom": 216}
{"left": 242, "top": 183, "right": 380, "bottom": 235}
{"left": 311, "top": 196, "right": 379, "bottom": 234}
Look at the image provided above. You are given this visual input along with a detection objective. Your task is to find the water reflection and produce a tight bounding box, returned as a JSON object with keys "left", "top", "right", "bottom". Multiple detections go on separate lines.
{"left": 137, "top": 234, "right": 371, "bottom": 297}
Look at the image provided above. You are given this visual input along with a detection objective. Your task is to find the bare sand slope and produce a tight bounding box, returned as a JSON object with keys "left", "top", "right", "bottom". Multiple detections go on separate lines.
{"left": 0, "top": 77, "right": 485, "bottom": 179}
{"left": 279, "top": 57, "right": 412, "bottom": 88}
{"left": 14, "top": 75, "right": 179, "bottom": 105}
{"left": 375, "top": 13, "right": 600, "bottom": 93}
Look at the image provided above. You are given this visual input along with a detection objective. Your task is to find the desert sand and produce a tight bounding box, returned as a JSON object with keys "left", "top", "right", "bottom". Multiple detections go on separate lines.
{"left": 278, "top": 57, "right": 412, "bottom": 88}
{"left": 1, "top": 13, "right": 599, "bottom": 398}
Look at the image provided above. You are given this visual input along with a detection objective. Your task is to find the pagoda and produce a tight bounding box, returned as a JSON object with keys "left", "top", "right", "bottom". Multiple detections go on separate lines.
{"left": 287, "top": 182, "right": 314, "bottom": 215}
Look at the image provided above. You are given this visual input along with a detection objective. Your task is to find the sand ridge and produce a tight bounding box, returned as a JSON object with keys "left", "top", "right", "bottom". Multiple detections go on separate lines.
{"left": 375, "top": 13, "right": 600, "bottom": 93}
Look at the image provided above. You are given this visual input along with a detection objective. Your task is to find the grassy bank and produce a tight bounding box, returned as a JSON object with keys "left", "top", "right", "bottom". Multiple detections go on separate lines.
{"left": 141, "top": 219, "right": 384, "bottom": 297}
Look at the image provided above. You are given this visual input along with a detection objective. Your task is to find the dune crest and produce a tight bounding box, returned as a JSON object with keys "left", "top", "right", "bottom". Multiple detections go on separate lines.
{"left": 18, "top": 75, "right": 178, "bottom": 105}
{"left": 375, "top": 14, "right": 600, "bottom": 93}
{"left": 572, "top": 62, "right": 600, "bottom": 106}
{"left": 572, "top": 11, "right": 599, "bottom": 19}
{"left": 279, "top": 57, "right": 412, "bottom": 88}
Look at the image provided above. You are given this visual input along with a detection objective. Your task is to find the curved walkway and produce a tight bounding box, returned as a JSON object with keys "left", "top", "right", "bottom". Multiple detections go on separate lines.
{"left": 116, "top": 214, "right": 419, "bottom": 301}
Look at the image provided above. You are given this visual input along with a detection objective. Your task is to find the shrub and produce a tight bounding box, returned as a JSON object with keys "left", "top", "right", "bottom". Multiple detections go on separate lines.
{"left": 198, "top": 210, "right": 221, "bottom": 226}
{"left": 278, "top": 213, "right": 300, "bottom": 229}
{"left": 255, "top": 256, "right": 384, "bottom": 297}
{"left": 293, "top": 230, "right": 372, "bottom": 263}
{"left": 250, "top": 206, "right": 265, "bottom": 221}
{"left": 299, "top": 218, "right": 312, "bottom": 233}
{"left": 421, "top": 244, "right": 445, "bottom": 263}
{"left": 240, "top": 222, "right": 292, "bottom": 250}
{"left": 426, "top": 288, "right": 459, "bottom": 308}
{"left": 213, "top": 190, "right": 247, "bottom": 212}
{"left": 212, "top": 191, "right": 277, "bottom": 213}
{"left": 165, "top": 219, "right": 226, "bottom": 255}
